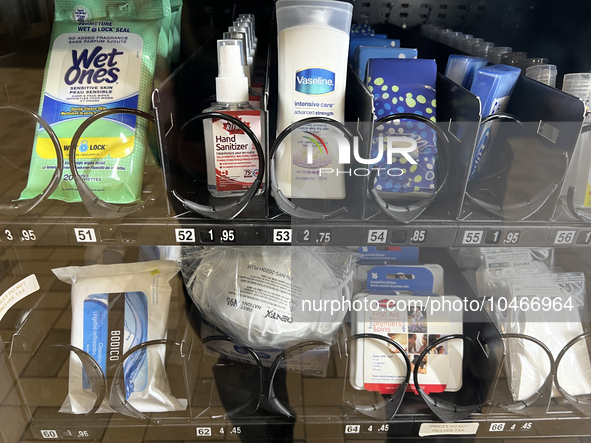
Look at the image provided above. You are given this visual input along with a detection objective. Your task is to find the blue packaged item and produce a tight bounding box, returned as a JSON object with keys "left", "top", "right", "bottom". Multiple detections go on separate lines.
{"left": 444, "top": 55, "right": 488, "bottom": 89}
{"left": 82, "top": 292, "right": 148, "bottom": 394}
{"left": 350, "top": 23, "right": 375, "bottom": 36}
{"left": 349, "top": 37, "right": 400, "bottom": 63}
{"left": 366, "top": 58, "right": 438, "bottom": 199}
{"left": 469, "top": 64, "right": 521, "bottom": 179}
{"left": 354, "top": 46, "right": 418, "bottom": 79}
{"left": 358, "top": 246, "right": 419, "bottom": 263}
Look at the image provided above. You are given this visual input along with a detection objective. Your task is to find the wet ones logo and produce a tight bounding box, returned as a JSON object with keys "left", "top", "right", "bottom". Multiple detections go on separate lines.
{"left": 295, "top": 68, "right": 335, "bottom": 95}
{"left": 64, "top": 46, "right": 123, "bottom": 85}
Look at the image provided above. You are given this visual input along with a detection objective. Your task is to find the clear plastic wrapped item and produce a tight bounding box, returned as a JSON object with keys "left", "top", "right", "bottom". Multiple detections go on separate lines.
{"left": 496, "top": 272, "right": 591, "bottom": 402}
{"left": 52, "top": 260, "right": 187, "bottom": 415}
{"left": 475, "top": 247, "right": 554, "bottom": 298}
{"left": 180, "top": 246, "right": 359, "bottom": 348}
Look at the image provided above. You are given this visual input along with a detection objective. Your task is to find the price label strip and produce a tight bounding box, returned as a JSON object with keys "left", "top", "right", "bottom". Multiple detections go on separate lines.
{"left": 419, "top": 423, "right": 479, "bottom": 437}
{"left": 0, "top": 275, "right": 40, "bottom": 322}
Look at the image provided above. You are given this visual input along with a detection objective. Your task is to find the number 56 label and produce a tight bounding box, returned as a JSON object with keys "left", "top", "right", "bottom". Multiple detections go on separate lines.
{"left": 554, "top": 230, "right": 575, "bottom": 245}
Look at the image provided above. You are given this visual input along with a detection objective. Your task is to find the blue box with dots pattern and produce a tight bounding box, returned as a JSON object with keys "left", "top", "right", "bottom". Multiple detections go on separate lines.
{"left": 366, "top": 58, "right": 438, "bottom": 199}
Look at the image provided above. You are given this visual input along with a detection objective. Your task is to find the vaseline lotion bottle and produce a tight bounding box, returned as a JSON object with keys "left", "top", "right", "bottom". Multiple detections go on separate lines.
{"left": 275, "top": 0, "right": 352, "bottom": 199}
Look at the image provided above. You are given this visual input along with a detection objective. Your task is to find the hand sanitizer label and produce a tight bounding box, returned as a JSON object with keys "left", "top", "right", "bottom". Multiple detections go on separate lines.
{"left": 212, "top": 110, "right": 261, "bottom": 192}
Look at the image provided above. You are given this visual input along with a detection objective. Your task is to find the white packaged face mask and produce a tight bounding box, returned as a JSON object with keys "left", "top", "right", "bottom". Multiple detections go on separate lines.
{"left": 181, "top": 246, "right": 358, "bottom": 348}
{"left": 503, "top": 276, "right": 591, "bottom": 402}
{"left": 53, "top": 260, "right": 187, "bottom": 415}
{"left": 475, "top": 248, "right": 553, "bottom": 298}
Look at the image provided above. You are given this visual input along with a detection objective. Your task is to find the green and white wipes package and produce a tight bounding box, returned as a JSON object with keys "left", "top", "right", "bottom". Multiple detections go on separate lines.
{"left": 171, "top": 0, "right": 183, "bottom": 63}
{"left": 20, "top": 0, "right": 166, "bottom": 203}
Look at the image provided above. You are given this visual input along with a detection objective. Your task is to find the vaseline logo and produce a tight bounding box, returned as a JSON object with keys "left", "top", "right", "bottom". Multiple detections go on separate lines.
{"left": 295, "top": 68, "right": 335, "bottom": 95}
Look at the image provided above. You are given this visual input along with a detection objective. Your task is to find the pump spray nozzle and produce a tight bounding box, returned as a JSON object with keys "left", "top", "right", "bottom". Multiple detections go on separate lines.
{"left": 223, "top": 31, "right": 251, "bottom": 84}
{"left": 215, "top": 39, "right": 248, "bottom": 103}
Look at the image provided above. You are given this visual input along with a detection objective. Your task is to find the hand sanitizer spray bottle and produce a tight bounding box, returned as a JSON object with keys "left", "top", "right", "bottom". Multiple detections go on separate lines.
{"left": 203, "top": 39, "right": 264, "bottom": 198}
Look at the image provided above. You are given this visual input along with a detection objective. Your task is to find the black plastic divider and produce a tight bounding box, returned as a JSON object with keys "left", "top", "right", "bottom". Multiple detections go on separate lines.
{"left": 461, "top": 75, "right": 584, "bottom": 221}
{"left": 367, "top": 23, "right": 587, "bottom": 224}
{"left": 153, "top": 35, "right": 268, "bottom": 221}
{"left": 374, "top": 24, "right": 471, "bottom": 74}
{"left": 356, "top": 73, "right": 480, "bottom": 223}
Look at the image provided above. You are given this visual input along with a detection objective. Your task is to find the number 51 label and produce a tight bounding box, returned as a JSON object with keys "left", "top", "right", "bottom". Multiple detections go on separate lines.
{"left": 74, "top": 228, "right": 97, "bottom": 243}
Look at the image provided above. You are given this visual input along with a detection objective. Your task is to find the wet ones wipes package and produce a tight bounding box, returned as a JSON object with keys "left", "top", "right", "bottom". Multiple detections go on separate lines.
{"left": 20, "top": 0, "right": 169, "bottom": 203}
{"left": 53, "top": 260, "right": 187, "bottom": 414}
